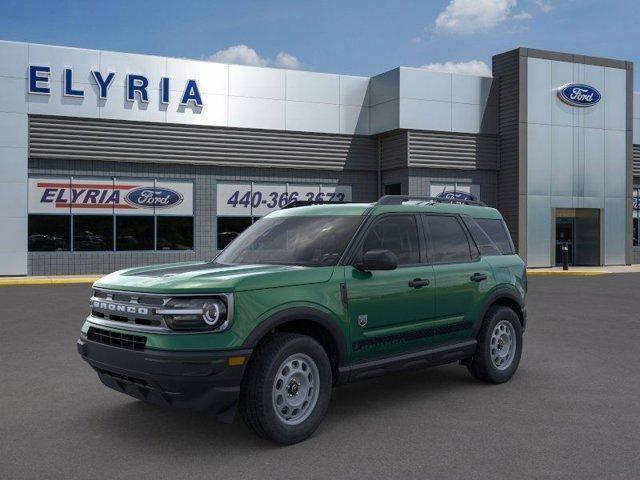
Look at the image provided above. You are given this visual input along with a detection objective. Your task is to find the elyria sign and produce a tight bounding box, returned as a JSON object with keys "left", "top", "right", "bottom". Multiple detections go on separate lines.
{"left": 557, "top": 83, "right": 601, "bottom": 107}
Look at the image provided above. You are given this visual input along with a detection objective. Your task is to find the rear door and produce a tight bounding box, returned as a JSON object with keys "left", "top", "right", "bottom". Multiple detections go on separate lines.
{"left": 421, "top": 214, "right": 493, "bottom": 341}
{"left": 345, "top": 214, "right": 436, "bottom": 362}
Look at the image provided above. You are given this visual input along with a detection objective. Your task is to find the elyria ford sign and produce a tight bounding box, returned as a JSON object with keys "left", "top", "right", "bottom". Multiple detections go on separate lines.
{"left": 557, "top": 83, "right": 601, "bottom": 107}
{"left": 28, "top": 65, "right": 204, "bottom": 107}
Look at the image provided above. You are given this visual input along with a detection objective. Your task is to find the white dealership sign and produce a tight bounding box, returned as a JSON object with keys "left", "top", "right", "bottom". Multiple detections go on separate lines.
{"left": 28, "top": 177, "right": 193, "bottom": 216}
{"left": 216, "top": 182, "right": 352, "bottom": 217}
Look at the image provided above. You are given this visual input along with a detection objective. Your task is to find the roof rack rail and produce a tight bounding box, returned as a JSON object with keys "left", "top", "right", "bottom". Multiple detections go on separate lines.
{"left": 281, "top": 200, "right": 353, "bottom": 209}
{"left": 376, "top": 195, "right": 486, "bottom": 207}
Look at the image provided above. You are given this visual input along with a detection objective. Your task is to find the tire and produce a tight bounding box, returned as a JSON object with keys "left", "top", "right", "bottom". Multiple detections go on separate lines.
{"left": 239, "top": 332, "right": 332, "bottom": 444}
{"left": 467, "top": 306, "right": 523, "bottom": 384}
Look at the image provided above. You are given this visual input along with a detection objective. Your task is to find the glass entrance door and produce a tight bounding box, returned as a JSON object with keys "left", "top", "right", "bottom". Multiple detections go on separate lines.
{"left": 555, "top": 217, "right": 575, "bottom": 266}
{"left": 555, "top": 209, "right": 600, "bottom": 266}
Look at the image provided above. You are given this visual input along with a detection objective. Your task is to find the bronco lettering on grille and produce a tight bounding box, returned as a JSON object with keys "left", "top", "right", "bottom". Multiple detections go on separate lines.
{"left": 92, "top": 301, "right": 149, "bottom": 315}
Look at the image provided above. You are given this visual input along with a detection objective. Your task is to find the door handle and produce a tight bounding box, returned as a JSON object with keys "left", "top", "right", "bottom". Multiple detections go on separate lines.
{"left": 470, "top": 273, "right": 487, "bottom": 282}
{"left": 408, "top": 278, "right": 430, "bottom": 288}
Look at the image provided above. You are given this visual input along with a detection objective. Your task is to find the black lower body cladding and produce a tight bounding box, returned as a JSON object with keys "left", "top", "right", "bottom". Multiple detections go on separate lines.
{"left": 77, "top": 336, "right": 251, "bottom": 421}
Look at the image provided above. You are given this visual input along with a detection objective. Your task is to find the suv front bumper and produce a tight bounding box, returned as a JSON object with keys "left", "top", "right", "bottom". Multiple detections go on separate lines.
{"left": 77, "top": 337, "right": 251, "bottom": 421}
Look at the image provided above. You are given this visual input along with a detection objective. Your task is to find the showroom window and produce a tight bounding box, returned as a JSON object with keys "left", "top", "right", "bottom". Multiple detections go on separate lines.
{"left": 27, "top": 177, "right": 194, "bottom": 252}
{"left": 28, "top": 214, "right": 71, "bottom": 252}
{"left": 215, "top": 182, "right": 352, "bottom": 250}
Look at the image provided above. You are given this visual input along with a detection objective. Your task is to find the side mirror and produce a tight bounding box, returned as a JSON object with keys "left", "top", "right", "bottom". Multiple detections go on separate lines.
{"left": 355, "top": 249, "right": 398, "bottom": 271}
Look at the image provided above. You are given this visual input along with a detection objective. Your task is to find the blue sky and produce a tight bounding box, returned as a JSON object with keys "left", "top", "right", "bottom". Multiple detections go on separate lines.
{"left": 0, "top": 0, "right": 638, "bottom": 83}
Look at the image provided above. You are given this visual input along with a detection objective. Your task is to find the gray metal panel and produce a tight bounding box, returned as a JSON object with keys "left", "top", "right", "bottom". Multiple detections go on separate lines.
{"left": 634, "top": 145, "right": 640, "bottom": 177}
{"left": 28, "top": 115, "right": 378, "bottom": 171}
{"left": 407, "top": 130, "right": 498, "bottom": 170}
{"left": 492, "top": 49, "right": 522, "bottom": 252}
{"left": 379, "top": 130, "right": 408, "bottom": 171}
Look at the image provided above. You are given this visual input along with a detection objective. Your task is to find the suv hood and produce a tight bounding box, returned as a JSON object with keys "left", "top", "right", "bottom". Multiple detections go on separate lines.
{"left": 93, "top": 261, "right": 335, "bottom": 294}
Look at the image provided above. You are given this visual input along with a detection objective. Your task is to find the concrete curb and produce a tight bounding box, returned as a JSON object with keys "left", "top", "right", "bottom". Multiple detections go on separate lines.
{"left": 0, "top": 276, "right": 100, "bottom": 286}
{"left": 526, "top": 270, "right": 608, "bottom": 277}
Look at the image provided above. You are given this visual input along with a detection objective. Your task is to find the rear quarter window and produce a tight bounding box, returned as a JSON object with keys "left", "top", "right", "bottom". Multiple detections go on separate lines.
{"left": 474, "top": 218, "right": 515, "bottom": 255}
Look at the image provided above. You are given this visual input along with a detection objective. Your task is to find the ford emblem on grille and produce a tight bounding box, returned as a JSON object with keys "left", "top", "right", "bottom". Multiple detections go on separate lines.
{"left": 92, "top": 300, "right": 150, "bottom": 315}
{"left": 557, "top": 83, "right": 601, "bottom": 107}
{"left": 124, "top": 187, "right": 183, "bottom": 210}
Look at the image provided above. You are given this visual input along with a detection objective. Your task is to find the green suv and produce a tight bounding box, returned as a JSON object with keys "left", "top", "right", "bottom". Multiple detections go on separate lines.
{"left": 78, "top": 196, "right": 527, "bottom": 444}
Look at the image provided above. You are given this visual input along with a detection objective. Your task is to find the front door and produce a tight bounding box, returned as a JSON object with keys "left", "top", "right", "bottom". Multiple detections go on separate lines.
{"left": 345, "top": 214, "right": 436, "bottom": 362}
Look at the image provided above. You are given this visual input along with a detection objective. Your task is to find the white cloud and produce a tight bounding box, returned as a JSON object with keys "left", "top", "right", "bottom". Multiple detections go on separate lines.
{"left": 435, "top": 0, "right": 517, "bottom": 34}
{"left": 532, "top": 0, "right": 552, "bottom": 12}
{"left": 420, "top": 60, "right": 492, "bottom": 77}
{"left": 513, "top": 10, "right": 532, "bottom": 20}
{"left": 274, "top": 52, "right": 303, "bottom": 69}
{"left": 206, "top": 44, "right": 303, "bottom": 69}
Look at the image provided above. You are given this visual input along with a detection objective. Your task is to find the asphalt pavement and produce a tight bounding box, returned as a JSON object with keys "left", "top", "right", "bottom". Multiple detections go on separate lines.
{"left": 1, "top": 275, "right": 639, "bottom": 479}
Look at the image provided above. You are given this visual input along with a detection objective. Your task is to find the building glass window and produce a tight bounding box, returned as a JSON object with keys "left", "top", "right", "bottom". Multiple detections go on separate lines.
{"left": 28, "top": 215, "right": 71, "bottom": 252}
{"left": 384, "top": 183, "right": 402, "bottom": 195}
{"left": 27, "top": 176, "right": 194, "bottom": 252}
{"left": 73, "top": 215, "right": 114, "bottom": 251}
{"left": 116, "top": 216, "right": 154, "bottom": 251}
{"left": 157, "top": 217, "right": 194, "bottom": 250}
{"left": 217, "top": 217, "right": 252, "bottom": 250}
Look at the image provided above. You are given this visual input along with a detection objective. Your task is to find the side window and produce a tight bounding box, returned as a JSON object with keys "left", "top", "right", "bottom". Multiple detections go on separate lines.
{"left": 475, "top": 218, "right": 515, "bottom": 255}
{"left": 424, "top": 215, "right": 472, "bottom": 264}
{"left": 461, "top": 216, "right": 501, "bottom": 256}
{"left": 360, "top": 215, "right": 420, "bottom": 265}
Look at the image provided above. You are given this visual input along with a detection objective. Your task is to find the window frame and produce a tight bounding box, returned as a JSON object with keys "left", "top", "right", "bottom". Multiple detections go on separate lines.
{"left": 345, "top": 213, "right": 425, "bottom": 268}
{"left": 420, "top": 213, "right": 481, "bottom": 266}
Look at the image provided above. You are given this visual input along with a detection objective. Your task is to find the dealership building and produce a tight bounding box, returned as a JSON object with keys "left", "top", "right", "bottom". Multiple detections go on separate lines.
{"left": 0, "top": 39, "right": 638, "bottom": 275}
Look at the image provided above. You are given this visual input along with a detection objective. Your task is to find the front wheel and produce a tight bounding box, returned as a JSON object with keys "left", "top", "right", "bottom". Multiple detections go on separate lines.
{"left": 467, "top": 306, "right": 523, "bottom": 383}
{"left": 239, "top": 333, "right": 332, "bottom": 444}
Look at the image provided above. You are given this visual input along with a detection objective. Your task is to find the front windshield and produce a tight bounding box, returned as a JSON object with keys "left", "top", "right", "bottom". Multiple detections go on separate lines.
{"left": 215, "top": 215, "right": 363, "bottom": 267}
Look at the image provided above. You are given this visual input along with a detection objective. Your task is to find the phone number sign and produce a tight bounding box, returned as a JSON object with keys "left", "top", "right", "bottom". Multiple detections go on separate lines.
{"left": 216, "top": 182, "right": 352, "bottom": 217}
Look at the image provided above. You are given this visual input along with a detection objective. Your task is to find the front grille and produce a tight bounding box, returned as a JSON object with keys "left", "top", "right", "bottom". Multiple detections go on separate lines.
{"left": 90, "top": 288, "right": 168, "bottom": 331}
{"left": 87, "top": 326, "right": 147, "bottom": 350}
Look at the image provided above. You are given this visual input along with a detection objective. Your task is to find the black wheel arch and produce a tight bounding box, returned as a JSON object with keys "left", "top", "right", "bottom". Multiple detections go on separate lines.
{"left": 476, "top": 288, "right": 526, "bottom": 333}
{"left": 242, "top": 307, "right": 348, "bottom": 380}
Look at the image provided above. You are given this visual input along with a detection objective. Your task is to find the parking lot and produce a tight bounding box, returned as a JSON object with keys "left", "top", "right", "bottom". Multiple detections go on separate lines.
{"left": 1, "top": 274, "right": 640, "bottom": 480}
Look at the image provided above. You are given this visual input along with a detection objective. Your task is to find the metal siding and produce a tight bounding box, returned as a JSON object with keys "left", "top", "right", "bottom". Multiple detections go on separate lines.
{"left": 492, "top": 50, "right": 522, "bottom": 251}
{"left": 407, "top": 130, "right": 498, "bottom": 170}
{"left": 28, "top": 115, "right": 377, "bottom": 171}
{"left": 379, "top": 130, "right": 408, "bottom": 171}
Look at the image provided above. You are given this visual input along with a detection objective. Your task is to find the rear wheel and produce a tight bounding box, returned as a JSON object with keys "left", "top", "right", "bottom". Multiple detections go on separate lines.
{"left": 467, "top": 306, "right": 522, "bottom": 383}
{"left": 239, "top": 333, "right": 332, "bottom": 444}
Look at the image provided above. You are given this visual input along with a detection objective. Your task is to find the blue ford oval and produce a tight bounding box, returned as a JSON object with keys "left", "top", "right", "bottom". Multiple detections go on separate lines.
{"left": 124, "top": 187, "right": 183, "bottom": 209}
{"left": 436, "top": 190, "right": 476, "bottom": 201}
{"left": 558, "top": 83, "right": 601, "bottom": 107}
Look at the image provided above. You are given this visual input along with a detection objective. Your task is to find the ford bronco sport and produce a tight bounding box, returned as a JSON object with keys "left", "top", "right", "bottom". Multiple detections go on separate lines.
{"left": 78, "top": 195, "right": 527, "bottom": 444}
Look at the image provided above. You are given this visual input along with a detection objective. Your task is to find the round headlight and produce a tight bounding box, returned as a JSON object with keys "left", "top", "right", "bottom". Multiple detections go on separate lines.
{"left": 203, "top": 301, "right": 226, "bottom": 326}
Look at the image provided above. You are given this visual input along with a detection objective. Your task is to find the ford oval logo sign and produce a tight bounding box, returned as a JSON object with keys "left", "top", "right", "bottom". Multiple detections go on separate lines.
{"left": 436, "top": 190, "right": 476, "bottom": 201}
{"left": 124, "top": 187, "right": 183, "bottom": 209}
{"left": 557, "top": 83, "right": 601, "bottom": 107}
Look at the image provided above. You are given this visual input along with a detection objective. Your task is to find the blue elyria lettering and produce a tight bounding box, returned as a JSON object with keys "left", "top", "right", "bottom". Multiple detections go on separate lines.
{"left": 28, "top": 65, "right": 204, "bottom": 107}
{"left": 557, "top": 83, "right": 601, "bottom": 107}
{"left": 124, "top": 187, "right": 184, "bottom": 209}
